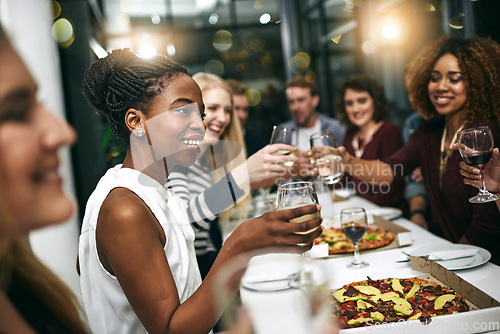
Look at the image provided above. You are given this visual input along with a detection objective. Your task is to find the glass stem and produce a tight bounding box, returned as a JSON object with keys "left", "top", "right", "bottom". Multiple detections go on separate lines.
{"left": 479, "top": 168, "right": 489, "bottom": 194}
{"left": 297, "top": 253, "right": 311, "bottom": 286}
{"left": 353, "top": 243, "right": 361, "bottom": 264}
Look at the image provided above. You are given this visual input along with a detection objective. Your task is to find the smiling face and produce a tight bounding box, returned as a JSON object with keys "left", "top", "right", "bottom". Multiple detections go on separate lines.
{"left": 140, "top": 74, "right": 205, "bottom": 168}
{"left": 286, "top": 86, "right": 319, "bottom": 128}
{"left": 0, "top": 44, "right": 76, "bottom": 233}
{"left": 428, "top": 53, "right": 467, "bottom": 118}
{"left": 343, "top": 89, "right": 375, "bottom": 129}
{"left": 202, "top": 87, "right": 232, "bottom": 142}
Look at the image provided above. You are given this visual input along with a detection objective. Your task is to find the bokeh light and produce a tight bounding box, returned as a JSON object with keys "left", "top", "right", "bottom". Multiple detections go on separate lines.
{"left": 382, "top": 25, "right": 399, "bottom": 40}
{"left": 166, "top": 43, "right": 176, "bottom": 56}
{"left": 245, "top": 88, "right": 261, "bottom": 107}
{"left": 213, "top": 30, "right": 232, "bottom": 51}
{"left": 305, "top": 71, "right": 317, "bottom": 83}
{"left": 448, "top": 13, "right": 465, "bottom": 30}
{"left": 138, "top": 45, "right": 157, "bottom": 58}
{"left": 362, "top": 41, "right": 374, "bottom": 54}
{"left": 209, "top": 13, "right": 219, "bottom": 25}
{"left": 260, "top": 13, "right": 271, "bottom": 24}
{"left": 204, "top": 59, "right": 225, "bottom": 76}
{"left": 51, "top": 1, "right": 61, "bottom": 20}
{"left": 423, "top": 2, "right": 436, "bottom": 12}
{"left": 151, "top": 14, "right": 161, "bottom": 24}
{"left": 288, "top": 51, "right": 310, "bottom": 73}
{"left": 51, "top": 18, "right": 75, "bottom": 48}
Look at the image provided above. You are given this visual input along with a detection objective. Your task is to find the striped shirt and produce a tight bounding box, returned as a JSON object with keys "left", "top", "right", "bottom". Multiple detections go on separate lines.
{"left": 166, "top": 161, "right": 244, "bottom": 256}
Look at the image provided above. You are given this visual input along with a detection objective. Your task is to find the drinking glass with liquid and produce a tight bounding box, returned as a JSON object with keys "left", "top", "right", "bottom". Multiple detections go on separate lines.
{"left": 270, "top": 125, "right": 298, "bottom": 167}
{"left": 340, "top": 207, "right": 369, "bottom": 269}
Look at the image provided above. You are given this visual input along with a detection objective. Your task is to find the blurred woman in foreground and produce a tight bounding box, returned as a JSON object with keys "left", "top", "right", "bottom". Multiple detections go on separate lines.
{"left": 0, "top": 24, "right": 87, "bottom": 333}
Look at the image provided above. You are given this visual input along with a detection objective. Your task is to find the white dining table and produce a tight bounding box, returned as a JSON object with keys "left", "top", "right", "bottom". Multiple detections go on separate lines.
{"left": 221, "top": 190, "right": 500, "bottom": 333}
{"left": 225, "top": 191, "right": 500, "bottom": 301}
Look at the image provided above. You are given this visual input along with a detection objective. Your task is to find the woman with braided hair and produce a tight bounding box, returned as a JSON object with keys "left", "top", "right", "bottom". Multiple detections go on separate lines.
{"left": 78, "top": 49, "right": 323, "bottom": 334}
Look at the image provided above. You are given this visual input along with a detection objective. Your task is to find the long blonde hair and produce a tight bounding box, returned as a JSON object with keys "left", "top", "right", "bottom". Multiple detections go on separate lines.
{"left": 192, "top": 72, "right": 250, "bottom": 221}
{"left": 0, "top": 25, "right": 88, "bottom": 333}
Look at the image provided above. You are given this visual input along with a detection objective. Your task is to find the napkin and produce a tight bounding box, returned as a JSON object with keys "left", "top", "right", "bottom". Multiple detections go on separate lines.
{"left": 428, "top": 248, "right": 479, "bottom": 261}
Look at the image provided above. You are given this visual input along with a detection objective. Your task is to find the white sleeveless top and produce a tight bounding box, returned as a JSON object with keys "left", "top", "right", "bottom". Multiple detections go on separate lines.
{"left": 79, "top": 165, "right": 202, "bottom": 334}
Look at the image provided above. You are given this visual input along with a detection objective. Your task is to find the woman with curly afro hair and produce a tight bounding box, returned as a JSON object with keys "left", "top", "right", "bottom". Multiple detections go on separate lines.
{"left": 331, "top": 35, "right": 500, "bottom": 264}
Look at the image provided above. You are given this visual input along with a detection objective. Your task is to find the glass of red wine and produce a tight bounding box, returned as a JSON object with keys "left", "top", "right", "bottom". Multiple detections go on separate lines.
{"left": 458, "top": 126, "right": 499, "bottom": 203}
{"left": 340, "top": 207, "right": 369, "bottom": 269}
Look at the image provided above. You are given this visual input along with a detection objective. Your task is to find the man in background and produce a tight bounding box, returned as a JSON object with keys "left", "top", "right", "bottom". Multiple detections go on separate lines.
{"left": 281, "top": 75, "right": 345, "bottom": 179}
{"left": 226, "top": 78, "right": 266, "bottom": 156}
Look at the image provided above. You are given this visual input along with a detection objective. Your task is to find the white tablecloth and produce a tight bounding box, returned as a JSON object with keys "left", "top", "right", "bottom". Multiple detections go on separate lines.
{"left": 314, "top": 192, "right": 500, "bottom": 301}
{"left": 225, "top": 191, "right": 500, "bottom": 301}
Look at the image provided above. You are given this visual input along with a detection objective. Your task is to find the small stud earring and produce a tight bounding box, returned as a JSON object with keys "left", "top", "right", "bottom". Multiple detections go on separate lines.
{"left": 136, "top": 127, "right": 144, "bottom": 137}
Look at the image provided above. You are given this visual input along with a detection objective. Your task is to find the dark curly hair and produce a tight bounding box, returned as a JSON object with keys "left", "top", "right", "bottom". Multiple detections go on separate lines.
{"left": 335, "top": 74, "right": 389, "bottom": 128}
{"left": 83, "top": 48, "right": 188, "bottom": 145}
{"left": 405, "top": 35, "right": 500, "bottom": 123}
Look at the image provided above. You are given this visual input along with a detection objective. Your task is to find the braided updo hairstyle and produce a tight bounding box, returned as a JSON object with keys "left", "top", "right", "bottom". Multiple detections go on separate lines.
{"left": 83, "top": 48, "right": 188, "bottom": 145}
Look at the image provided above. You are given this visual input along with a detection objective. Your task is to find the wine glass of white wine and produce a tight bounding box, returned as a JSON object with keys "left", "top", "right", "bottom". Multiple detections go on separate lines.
{"left": 256, "top": 126, "right": 298, "bottom": 212}
{"left": 277, "top": 181, "right": 320, "bottom": 288}
{"left": 270, "top": 125, "right": 298, "bottom": 167}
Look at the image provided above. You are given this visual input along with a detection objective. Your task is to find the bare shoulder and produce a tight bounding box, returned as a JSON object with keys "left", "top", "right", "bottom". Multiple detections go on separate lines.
{"left": 96, "top": 187, "right": 165, "bottom": 274}
{"left": 98, "top": 187, "right": 161, "bottom": 234}
{"left": 100, "top": 187, "right": 151, "bottom": 221}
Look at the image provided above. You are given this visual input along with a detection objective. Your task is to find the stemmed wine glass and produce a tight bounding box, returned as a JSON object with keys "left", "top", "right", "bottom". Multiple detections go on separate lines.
{"left": 257, "top": 126, "right": 298, "bottom": 212}
{"left": 277, "top": 181, "right": 320, "bottom": 288}
{"left": 458, "top": 126, "right": 499, "bottom": 203}
{"left": 310, "top": 130, "right": 343, "bottom": 186}
{"left": 270, "top": 125, "right": 298, "bottom": 166}
{"left": 340, "top": 207, "right": 369, "bottom": 269}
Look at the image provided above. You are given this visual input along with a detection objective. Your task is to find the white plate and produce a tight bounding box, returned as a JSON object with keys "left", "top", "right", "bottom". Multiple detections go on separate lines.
{"left": 334, "top": 188, "right": 356, "bottom": 198}
{"left": 369, "top": 207, "right": 403, "bottom": 220}
{"left": 410, "top": 244, "right": 491, "bottom": 270}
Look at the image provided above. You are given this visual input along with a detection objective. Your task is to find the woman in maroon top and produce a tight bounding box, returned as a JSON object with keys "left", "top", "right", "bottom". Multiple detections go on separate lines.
{"left": 335, "top": 74, "right": 406, "bottom": 211}
{"left": 332, "top": 35, "right": 500, "bottom": 265}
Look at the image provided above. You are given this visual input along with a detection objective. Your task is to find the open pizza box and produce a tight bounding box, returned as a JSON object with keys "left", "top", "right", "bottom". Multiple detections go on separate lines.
{"left": 308, "top": 216, "right": 412, "bottom": 259}
{"left": 338, "top": 257, "right": 500, "bottom": 334}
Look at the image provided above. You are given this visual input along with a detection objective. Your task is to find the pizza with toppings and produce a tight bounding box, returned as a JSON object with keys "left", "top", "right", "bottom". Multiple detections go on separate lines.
{"left": 331, "top": 277, "right": 470, "bottom": 328}
{"left": 314, "top": 227, "right": 395, "bottom": 255}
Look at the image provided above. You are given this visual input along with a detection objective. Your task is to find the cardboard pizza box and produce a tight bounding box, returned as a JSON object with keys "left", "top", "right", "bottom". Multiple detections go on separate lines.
{"left": 338, "top": 257, "right": 500, "bottom": 333}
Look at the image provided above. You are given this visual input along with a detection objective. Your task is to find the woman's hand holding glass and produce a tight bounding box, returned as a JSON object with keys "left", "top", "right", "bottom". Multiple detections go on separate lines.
{"left": 457, "top": 126, "right": 499, "bottom": 203}
{"left": 245, "top": 144, "right": 299, "bottom": 185}
{"left": 229, "top": 203, "right": 323, "bottom": 253}
{"left": 277, "top": 181, "right": 322, "bottom": 288}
